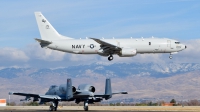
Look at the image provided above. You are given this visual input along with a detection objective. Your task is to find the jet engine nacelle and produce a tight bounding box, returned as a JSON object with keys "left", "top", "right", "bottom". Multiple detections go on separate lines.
{"left": 118, "top": 48, "right": 137, "bottom": 57}
{"left": 78, "top": 84, "right": 96, "bottom": 93}
{"left": 59, "top": 84, "right": 76, "bottom": 93}
{"left": 89, "top": 86, "right": 95, "bottom": 93}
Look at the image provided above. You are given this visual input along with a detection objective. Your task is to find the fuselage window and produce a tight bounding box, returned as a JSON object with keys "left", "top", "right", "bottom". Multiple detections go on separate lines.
{"left": 149, "top": 42, "right": 151, "bottom": 45}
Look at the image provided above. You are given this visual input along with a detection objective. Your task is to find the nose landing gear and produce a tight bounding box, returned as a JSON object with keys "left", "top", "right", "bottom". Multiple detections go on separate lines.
{"left": 108, "top": 55, "right": 113, "bottom": 61}
{"left": 84, "top": 100, "right": 89, "bottom": 111}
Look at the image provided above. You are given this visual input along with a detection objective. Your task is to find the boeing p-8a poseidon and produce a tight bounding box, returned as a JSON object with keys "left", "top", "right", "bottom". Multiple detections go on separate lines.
{"left": 34, "top": 12, "right": 186, "bottom": 61}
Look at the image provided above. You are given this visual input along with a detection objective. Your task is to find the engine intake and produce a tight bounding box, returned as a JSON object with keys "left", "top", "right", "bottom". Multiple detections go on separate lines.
{"left": 78, "top": 84, "right": 96, "bottom": 93}
{"left": 72, "top": 86, "right": 76, "bottom": 93}
{"left": 89, "top": 86, "right": 95, "bottom": 93}
{"left": 59, "top": 84, "right": 76, "bottom": 93}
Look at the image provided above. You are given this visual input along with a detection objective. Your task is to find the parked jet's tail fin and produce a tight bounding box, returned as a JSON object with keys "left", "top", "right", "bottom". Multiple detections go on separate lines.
{"left": 105, "top": 78, "right": 112, "bottom": 100}
{"left": 34, "top": 12, "right": 73, "bottom": 40}
{"left": 66, "top": 78, "right": 73, "bottom": 100}
{"left": 94, "top": 78, "right": 127, "bottom": 99}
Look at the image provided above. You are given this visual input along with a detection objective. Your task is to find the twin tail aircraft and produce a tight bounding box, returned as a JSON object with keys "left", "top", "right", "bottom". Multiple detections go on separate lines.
{"left": 9, "top": 78, "right": 127, "bottom": 111}
{"left": 34, "top": 12, "right": 186, "bottom": 61}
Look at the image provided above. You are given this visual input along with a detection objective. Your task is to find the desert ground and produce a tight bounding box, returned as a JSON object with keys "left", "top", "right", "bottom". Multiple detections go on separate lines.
{"left": 1, "top": 106, "right": 200, "bottom": 112}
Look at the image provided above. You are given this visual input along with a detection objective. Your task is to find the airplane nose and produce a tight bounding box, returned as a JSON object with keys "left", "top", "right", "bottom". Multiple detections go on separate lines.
{"left": 185, "top": 45, "right": 187, "bottom": 49}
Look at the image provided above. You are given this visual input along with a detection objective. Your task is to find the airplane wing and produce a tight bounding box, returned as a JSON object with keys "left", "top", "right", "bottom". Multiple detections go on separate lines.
{"left": 39, "top": 95, "right": 61, "bottom": 100}
{"left": 9, "top": 92, "right": 61, "bottom": 100}
{"left": 9, "top": 92, "right": 40, "bottom": 98}
{"left": 90, "top": 38, "right": 121, "bottom": 54}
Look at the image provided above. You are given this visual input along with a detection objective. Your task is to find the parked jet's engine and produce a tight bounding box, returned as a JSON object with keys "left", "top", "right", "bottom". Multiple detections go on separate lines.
{"left": 118, "top": 48, "right": 137, "bottom": 57}
{"left": 78, "top": 84, "right": 95, "bottom": 93}
{"left": 89, "top": 86, "right": 95, "bottom": 93}
{"left": 59, "top": 84, "right": 76, "bottom": 93}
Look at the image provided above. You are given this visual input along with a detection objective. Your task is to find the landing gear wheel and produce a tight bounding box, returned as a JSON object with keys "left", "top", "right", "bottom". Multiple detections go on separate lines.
{"left": 84, "top": 100, "right": 89, "bottom": 111}
{"left": 49, "top": 106, "right": 54, "bottom": 111}
{"left": 49, "top": 101, "right": 58, "bottom": 111}
{"left": 169, "top": 55, "right": 173, "bottom": 59}
{"left": 84, "top": 106, "right": 88, "bottom": 111}
{"left": 108, "top": 55, "right": 113, "bottom": 61}
{"left": 49, "top": 106, "right": 57, "bottom": 111}
{"left": 54, "top": 107, "right": 57, "bottom": 111}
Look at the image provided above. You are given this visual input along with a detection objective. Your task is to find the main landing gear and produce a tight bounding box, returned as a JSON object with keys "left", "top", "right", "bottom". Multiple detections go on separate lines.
{"left": 49, "top": 101, "right": 58, "bottom": 111}
{"left": 108, "top": 55, "right": 113, "bottom": 61}
{"left": 169, "top": 55, "right": 173, "bottom": 59}
{"left": 84, "top": 100, "right": 89, "bottom": 111}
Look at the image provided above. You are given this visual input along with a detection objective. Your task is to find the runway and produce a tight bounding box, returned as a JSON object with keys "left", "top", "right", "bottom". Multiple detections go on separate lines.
{"left": 1, "top": 106, "right": 200, "bottom": 112}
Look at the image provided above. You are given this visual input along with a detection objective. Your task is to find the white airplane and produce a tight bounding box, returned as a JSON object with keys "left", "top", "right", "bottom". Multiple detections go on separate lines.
{"left": 34, "top": 12, "right": 186, "bottom": 61}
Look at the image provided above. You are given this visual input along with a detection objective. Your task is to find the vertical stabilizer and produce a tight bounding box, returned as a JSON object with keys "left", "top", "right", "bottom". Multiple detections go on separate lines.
{"left": 105, "top": 78, "right": 112, "bottom": 99}
{"left": 66, "top": 78, "right": 73, "bottom": 100}
{"left": 34, "top": 12, "right": 72, "bottom": 40}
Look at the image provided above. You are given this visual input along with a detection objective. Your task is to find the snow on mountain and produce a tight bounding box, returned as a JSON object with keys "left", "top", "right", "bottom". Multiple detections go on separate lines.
{"left": 0, "top": 63, "right": 200, "bottom": 79}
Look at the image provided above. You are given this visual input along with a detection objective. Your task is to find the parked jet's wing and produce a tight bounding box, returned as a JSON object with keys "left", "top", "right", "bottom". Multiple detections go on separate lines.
{"left": 9, "top": 92, "right": 61, "bottom": 100}
{"left": 9, "top": 92, "right": 40, "bottom": 98}
{"left": 39, "top": 95, "right": 61, "bottom": 100}
{"left": 90, "top": 38, "right": 122, "bottom": 51}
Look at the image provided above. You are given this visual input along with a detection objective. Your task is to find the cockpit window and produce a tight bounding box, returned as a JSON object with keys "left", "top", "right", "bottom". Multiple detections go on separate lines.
{"left": 175, "top": 42, "right": 180, "bottom": 44}
{"left": 49, "top": 85, "right": 57, "bottom": 90}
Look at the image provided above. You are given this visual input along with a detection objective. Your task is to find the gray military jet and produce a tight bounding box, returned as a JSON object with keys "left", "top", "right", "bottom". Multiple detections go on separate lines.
{"left": 9, "top": 78, "right": 127, "bottom": 111}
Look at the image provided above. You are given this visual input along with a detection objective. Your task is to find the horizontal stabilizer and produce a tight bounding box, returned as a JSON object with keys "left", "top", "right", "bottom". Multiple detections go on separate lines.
{"left": 94, "top": 79, "right": 128, "bottom": 99}
{"left": 35, "top": 38, "right": 52, "bottom": 48}
{"left": 112, "top": 91, "right": 128, "bottom": 95}
{"left": 94, "top": 91, "right": 128, "bottom": 98}
{"left": 35, "top": 38, "right": 52, "bottom": 44}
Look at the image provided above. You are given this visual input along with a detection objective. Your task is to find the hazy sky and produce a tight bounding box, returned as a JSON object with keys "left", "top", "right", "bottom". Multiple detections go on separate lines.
{"left": 0, "top": 0, "right": 200, "bottom": 68}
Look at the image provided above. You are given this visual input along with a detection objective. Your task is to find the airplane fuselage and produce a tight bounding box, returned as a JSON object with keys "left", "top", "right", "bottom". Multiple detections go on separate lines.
{"left": 45, "top": 84, "right": 96, "bottom": 101}
{"left": 47, "top": 38, "right": 186, "bottom": 55}
{"left": 35, "top": 12, "right": 186, "bottom": 61}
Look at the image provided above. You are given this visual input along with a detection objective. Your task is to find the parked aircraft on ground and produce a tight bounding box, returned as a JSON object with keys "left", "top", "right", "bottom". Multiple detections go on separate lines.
{"left": 9, "top": 78, "right": 127, "bottom": 111}
{"left": 34, "top": 12, "right": 186, "bottom": 61}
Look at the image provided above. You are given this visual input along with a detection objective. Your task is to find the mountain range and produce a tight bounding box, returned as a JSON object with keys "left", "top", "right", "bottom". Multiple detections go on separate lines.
{"left": 1, "top": 62, "right": 200, "bottom": 103}
{"left": 1, "top": 63, "right": 200, "bottom": 79}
